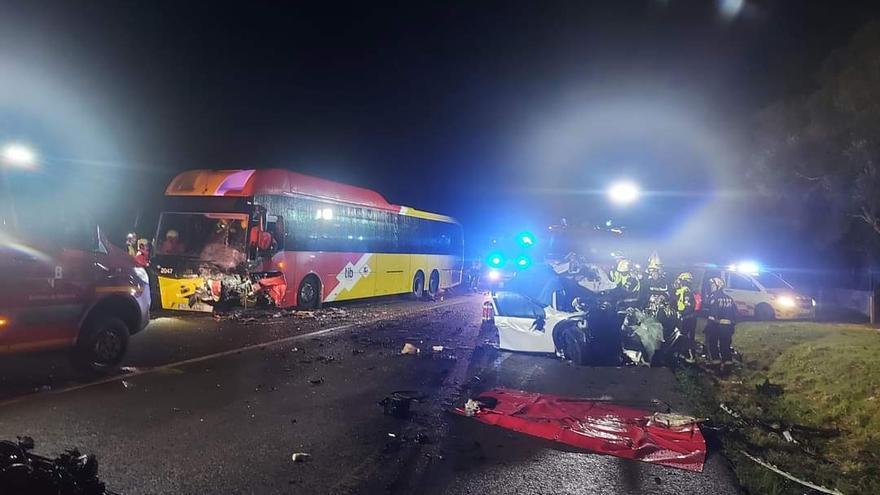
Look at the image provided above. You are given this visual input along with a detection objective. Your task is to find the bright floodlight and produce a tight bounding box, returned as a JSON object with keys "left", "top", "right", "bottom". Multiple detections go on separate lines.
{"left": 1, "top": 143, "right": 37, "bottom": 168}
{"left": 607, "top": 181, "right": 640, "bottom": 205}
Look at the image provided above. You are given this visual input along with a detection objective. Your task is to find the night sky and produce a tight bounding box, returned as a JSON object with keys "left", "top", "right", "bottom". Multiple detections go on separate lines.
{"left": 2, "top": 0, "right": 879, "bottom": 258}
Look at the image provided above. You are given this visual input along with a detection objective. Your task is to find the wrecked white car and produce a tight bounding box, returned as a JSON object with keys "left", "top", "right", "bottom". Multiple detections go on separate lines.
{"left": 488, "top": 263, "right": 679, "bottom": 366}
{"left": 490, "top": 290, "right": 591, "bottom": 363}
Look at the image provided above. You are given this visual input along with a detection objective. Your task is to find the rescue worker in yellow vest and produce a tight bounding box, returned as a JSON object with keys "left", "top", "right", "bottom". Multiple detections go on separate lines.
{"left": 610, "top": 258, "right": 640, "bottom": 302}
{"left": 675, "top": 272, "right": 698, "bottom": 363}
{"left": 704, "top": 276, "right": 737, "bottom": 368}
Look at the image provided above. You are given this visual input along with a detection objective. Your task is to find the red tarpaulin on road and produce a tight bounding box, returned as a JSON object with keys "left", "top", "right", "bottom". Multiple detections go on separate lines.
{"left": 456, "top": 388, "right": 706, "bottom": 472}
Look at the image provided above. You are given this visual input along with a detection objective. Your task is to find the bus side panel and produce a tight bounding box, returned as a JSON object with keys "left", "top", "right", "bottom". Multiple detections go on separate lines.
{"left": 375, "top": 253, "right": 408, "bottom": 296}
{"left": 318, "top": 251, "right": 376, "bottom": 303}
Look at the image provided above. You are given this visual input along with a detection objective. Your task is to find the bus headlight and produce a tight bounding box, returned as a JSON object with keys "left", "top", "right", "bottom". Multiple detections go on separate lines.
{"left": 133, "top": 267, "right": 150, "bottom": 284}
{"left": 777, "top": 296, "right": 796, "bottom": 308}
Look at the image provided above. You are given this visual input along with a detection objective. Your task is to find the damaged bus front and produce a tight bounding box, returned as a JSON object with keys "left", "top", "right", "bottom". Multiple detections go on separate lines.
{"left": 152, "top": 169, "right": 463, "bottom": 312}
{"left": 152, "top": 196, "right": 282, "bottom": 312}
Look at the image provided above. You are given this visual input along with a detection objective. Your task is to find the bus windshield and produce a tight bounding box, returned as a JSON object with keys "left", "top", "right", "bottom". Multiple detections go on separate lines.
{"left": 156, "top": 212, "right": 249, "bottom": 264}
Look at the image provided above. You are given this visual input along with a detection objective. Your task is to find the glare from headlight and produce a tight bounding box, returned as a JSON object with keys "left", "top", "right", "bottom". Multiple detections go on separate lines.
{"left": 777, "top": 296, "right": 796, "bottom": 308}
{"left": 133, "top": 267, "right": 149, "bottom": 284}
{"left": 488, "top": 270, "right": 501, "bottom": 281}
{"left": 812, "top": 298, "right": 816, "bottom": 307}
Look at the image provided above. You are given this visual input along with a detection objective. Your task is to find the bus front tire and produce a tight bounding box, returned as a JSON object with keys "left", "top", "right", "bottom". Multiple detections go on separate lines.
{"left": 298, "top": 276, "right": 322, "bottom": 310}
{"left": 425, "top": 270, "right": 440, "bottom": 299}
{"left": 411, "top": 272, "right": 425, "bottom": 300}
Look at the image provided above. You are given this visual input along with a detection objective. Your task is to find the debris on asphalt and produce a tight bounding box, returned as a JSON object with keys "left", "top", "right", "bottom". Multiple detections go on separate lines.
{"left": 351, "top": 349, "right": 365, "bottom": 355}
{"left": 400, "top": 343, "right": 419, "bottom": 355}
{"left": 387, "top": 433, "right": 397, "bottom": 438}
{"left": 121, "top": 380, "right": 136, "bottom": 389}
{"left": 379, "top": 391, "right": 424, "bottom": 418}
{"left": 119, "top": 366, "right": 140, "bottom": 374}
{"left": 291, "top": 452, "right": 311, "bottom": 463}
{"left": 463, "top": 399, "right": 481, "bottom": 417}
{"left": 415, "top": 433, "right": 431, "bottom": 444}
{"left": 431, "top": 345, "right": 444, "bottom": 352}
{"left": 308, "top": 377, "right": 324, "bottom": 385}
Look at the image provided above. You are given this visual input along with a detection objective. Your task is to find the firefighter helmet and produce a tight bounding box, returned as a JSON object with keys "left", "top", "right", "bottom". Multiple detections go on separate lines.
{"left": 647, "top": 251, "right": 663, "bottom": 271}
{"left": 709, "top": 276, "right": 725, "bottom": 292}
{"left": 676, "top": 272, "right": 694, "bottom": 285}
{"left": 165, "top": 230, "right": 179, "bottom": 239}
{"left": 616, "top": 259, "right": 632, "bottom": 273}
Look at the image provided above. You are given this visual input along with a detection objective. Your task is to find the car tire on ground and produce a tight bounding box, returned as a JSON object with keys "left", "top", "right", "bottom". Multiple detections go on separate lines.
{"left": 559, "top": 325, "right": 588, "bottom": 365}
{"left": 297, "top": 276, "right": 322, "bottom": 310}
{"left": 425, "top": 270, "right": 440, "bottom": 299}
{"left": 70, "top": 316, "right": 130, "bottom": 374}
{"left": 411, "top": 271, "right": 425, "bottom": 300}
{"left": 755, "top": 303, "right": 775, "bottom": 321}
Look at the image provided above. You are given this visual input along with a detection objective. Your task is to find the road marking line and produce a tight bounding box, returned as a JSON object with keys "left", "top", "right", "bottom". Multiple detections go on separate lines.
{"left": 0, "top": 297, "right": 472, "bottom": 408}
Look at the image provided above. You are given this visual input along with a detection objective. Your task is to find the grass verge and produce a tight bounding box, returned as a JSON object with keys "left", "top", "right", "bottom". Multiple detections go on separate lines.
{"left": 676, "top": 321, "right": 880, "bottom": 494}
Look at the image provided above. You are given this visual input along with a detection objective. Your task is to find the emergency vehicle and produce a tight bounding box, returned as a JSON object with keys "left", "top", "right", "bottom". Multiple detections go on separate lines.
{"left": 690, "top": 263, "right": 815, "bottom": 320}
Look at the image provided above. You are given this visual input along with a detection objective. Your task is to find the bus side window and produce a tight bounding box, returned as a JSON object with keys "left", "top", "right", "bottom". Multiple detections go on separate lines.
{"left": 266, "top": 215, "right": 284, "bottom": 251}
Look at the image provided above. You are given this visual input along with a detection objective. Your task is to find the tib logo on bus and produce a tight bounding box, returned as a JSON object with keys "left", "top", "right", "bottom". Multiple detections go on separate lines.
{"left": 335, "top": 254, "right": 373, "bottom": 293}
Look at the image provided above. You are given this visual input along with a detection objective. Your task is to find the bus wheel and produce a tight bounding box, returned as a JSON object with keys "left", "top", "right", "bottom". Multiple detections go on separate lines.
{"left": 298, "top": 276, "right": 321, "bottom": 310}
{"left": 426, "top": 270, "right": 440, "bottom": 299}
{"left": 411, "top": 271, "right": 425, "bottom": 300}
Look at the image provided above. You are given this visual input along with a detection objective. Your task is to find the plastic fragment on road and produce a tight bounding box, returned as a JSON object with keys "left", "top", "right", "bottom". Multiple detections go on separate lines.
{"left": 456, "top": 388, "right": 707, "bottom": 472}
{"left": 400, "top": 343, "right": 420, "bottom": 355}
{"left": 291, "top": 452, "right": 311, "bottom": 463}
{"left": 432, "top": 345, "right": 444, "bottom": 352}
{"left": 740, "top": 451, "right": 842, "bottom": 495}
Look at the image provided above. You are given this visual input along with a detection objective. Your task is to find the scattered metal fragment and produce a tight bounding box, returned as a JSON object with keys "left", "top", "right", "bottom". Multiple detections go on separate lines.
{"left": 290, "top": 452, "right": 311, "bottom": 463}
{"left": 740, "top": 451, "right": 842, "bottom": 495}
{"left": 400, "top": 343, "right": 419, "bottom": 355}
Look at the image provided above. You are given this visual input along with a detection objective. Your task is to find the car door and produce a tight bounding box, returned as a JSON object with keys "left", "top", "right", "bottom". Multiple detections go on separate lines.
{"left": 492, "top": 291, "right": 556, "bottom": 353}
{"left": 724, "top": 272, "right": 761, "bottom": 318}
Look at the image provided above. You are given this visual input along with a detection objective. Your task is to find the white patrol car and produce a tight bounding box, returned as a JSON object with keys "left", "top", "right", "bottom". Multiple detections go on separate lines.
{"left": 691, "top": 264, "right": 815, "bottom": 321}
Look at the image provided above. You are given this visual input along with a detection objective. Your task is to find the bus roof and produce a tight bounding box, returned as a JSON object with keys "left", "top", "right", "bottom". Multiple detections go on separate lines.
{"left": 165, "top": 168, "right": 457, "bottom": 223}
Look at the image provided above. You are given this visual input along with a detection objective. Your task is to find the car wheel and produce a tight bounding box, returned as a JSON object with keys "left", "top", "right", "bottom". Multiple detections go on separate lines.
{"left": 70, "top": 316, "right": 130, "bottom": 374}
{"left": 411, "top": 271, "right": 425, "bottom": 300}
{"left": 425, "top": 270, "right": 440, "bottom": 299}
{"left": 559, "top": 326, "right": 587, "bottom": 365}
{"left": 297, "top": 276, "right": 321, "bottom": 310}
{"left": 756, "top": 303, "right": 775, "bottom": 321}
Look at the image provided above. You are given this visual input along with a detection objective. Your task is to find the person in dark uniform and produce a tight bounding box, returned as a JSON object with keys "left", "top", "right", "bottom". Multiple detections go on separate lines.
{"left": 704, "top": 276, "right": 737, "bottom": 368}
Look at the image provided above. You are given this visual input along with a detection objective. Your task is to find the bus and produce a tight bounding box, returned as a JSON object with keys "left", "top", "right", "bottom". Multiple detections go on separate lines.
{"left": 151, "top": 169, "right": 463, "bottom": 312}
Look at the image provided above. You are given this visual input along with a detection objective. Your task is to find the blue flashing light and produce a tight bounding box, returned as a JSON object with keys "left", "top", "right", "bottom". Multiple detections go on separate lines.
{"left": 515, "top": 255, "right": 532, "bottom": 269}
{"left": 517, "top": 231, "right": 535, "bottom": 248}
{"left": 487, "top": 252, "right": 505, "bottom": 268}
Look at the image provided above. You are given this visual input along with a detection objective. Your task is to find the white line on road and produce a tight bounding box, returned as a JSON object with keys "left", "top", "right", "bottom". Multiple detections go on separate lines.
{"left": 0, "top": 297, "right": 473, "bottom": 408}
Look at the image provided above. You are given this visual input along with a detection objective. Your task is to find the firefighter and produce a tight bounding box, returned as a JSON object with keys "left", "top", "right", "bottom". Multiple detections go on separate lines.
{"left": 610, "top": 258, "right": 640, "bottom": 300}
{"left": 675, "top": 272, "right": 698, "bottom": 363}
{"left": 126, "top": 232, "right": 138, "bottom": 257}
{"left": 704, "top": 276, "right": 737, "bottom": 368}
{"left": 642, "top": 252, "right": 670, "bottom": 310}
{"left": 134, "top": 238, "right": 151, "bottom": 267}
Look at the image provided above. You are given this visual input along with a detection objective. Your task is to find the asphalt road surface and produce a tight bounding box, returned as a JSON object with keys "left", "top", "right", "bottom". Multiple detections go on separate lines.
{"left": 0, "top": 293, "right": 741, "bottom": 494}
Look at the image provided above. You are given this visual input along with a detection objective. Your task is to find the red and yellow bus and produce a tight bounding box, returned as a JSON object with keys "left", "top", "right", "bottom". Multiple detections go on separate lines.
{"left": 152, "top": 169, "right": 463, "bottom": 311}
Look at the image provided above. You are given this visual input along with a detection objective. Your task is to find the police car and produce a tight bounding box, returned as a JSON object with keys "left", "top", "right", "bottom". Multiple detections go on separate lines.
{"left": 690, "top": 263, "right": 815, "bottom": 321}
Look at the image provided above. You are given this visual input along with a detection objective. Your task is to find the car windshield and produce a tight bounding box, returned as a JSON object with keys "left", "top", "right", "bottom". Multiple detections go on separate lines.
{"left": 155, "top": 212, "right": 249, "bottom": 263}
{"left": 753, "top": 272, "right": 793, "bottom": 289}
